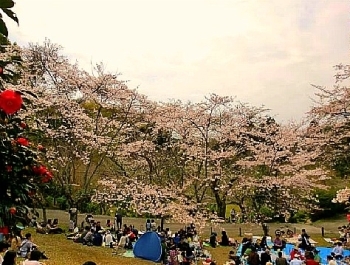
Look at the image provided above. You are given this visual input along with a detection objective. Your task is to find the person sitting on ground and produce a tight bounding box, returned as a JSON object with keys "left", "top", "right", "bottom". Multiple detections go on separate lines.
{"left": 219, "top": 230, "right": 229, "bottom": 246}
{"left": 104, "top": 230, "right": 114, "bottom": 248}
{"left": 209, "top": 232, "right": 217, "bottom": 248}
{"left": 20, "top": 233, "right": 38, "bottom": 258}
{"left": 95, "top": 221, "right": 102, "bottom": 232}
{"left": 260, "top": 248, "right": 272, "bottom": 265}
{"left": 178, "top": 237, "right": 190, "bottom": 251}
{"left": 9, "top": 230, "right": 21, "bottom": 253}
{"left": 2, "top": 250, "right": 17, "bottom": 265}
{"left": 313, "top": 249, "right": 321, "bottom": 263}
{"left": 73, "top": 226, "right": 89, "bottom": 243}
{"left": 331, "top": 241, "right": 344, "bottom": 260}
{"left": 290, "top": 246, "right": 301, "bottom": 260}
{"left": 117, "top": 231, "right": 128, "bottom": 249}
{"left": 273, "top": 234, "right": 284, "bottom": 251}
{"left": 23, "top": 250, "right": 45, "bottom": 265}
{"left": 241, "top": 237, "right": 252, "bottom": 257}
{"left": 275, "top": 252, "right": 288, "bottom": 265}
{"left": 66, "top": 226, "right": 79, "bottom": 239}
{"left": 290, "top": 254, "right": 303, "bottom": 265}
{"left": 247, "top": 247, "right": 260, "bottom": 265}
{"left": 45, "top": 219, "right": 63, "bottom": 234}
{"left": 92, "top": 230, "right": 103, "bottom": 246}
{"left": 305, "top": 252, "right": 320, "bottom": 265}
{"left": 83, "top": 229, "right": 94, "bottom": 246}
{"left": 327, "top": 255, "right": 337, "bottom": 265}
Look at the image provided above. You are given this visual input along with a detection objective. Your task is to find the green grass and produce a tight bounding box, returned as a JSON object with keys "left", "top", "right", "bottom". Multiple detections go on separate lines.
{"left": 19, "top": 209, "right": 347, "bottom": 265}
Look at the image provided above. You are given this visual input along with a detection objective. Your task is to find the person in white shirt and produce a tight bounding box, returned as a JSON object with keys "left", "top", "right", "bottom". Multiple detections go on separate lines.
{"left": 104, "top": 231, "right": 114, "bottom": 247}
{"left": 22, "top": 250, "right": 44, "bottom": 265}
{"left": 118, "top": 232, "right": 128, "bottom": 249}
{"left": 19, "top": 233, "right": 37, "bottom": 258}
{"left": 332, "top": 242, "right": 344, "bottom": 260}
{"left": 290, "top": 254, "right": 303, "bottom": 265}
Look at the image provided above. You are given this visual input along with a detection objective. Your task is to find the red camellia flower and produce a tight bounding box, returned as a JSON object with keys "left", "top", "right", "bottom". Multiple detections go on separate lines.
{"left": 42, "top": 171, "right": 53, "bottom": 183}
{"left": 16, "top": 137, "right": 29, "bottom": 146}
{"left": 20, "top": 122, "right": 27, "bottom": 129}
{"left": 9, "top": 207, "right": 16, "bottom": 215}
{"left": 5, "top": 165, "right": 12, "bottom": 172}
{"left": 0, "top": 89, "right": 23, "bottom": 115}
{"left": 32, "top": 165, "right": 48, "bottom": 175}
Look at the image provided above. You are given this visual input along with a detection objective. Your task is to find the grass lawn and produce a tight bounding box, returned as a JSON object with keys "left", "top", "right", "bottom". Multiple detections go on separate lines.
{"left": 20, "top": 209, "right": 346, "bottom": 265}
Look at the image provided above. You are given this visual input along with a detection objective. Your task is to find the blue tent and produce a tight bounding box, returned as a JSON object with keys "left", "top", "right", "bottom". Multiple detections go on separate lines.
{"left": 133, "top": 232, "right": 162, "bottom": 262}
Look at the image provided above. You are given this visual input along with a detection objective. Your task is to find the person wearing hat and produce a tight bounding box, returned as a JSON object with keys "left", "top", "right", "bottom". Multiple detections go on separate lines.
{"left": 290, "top": 246, "right": 301, "bottom": 260}
{"left": 290, "top": 254, "right": 303, "bottom": 265}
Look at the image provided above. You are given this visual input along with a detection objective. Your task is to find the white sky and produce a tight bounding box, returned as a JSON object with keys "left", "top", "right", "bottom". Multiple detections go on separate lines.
{"left": 6, "top": 0, "right": 350, "bottom": 122}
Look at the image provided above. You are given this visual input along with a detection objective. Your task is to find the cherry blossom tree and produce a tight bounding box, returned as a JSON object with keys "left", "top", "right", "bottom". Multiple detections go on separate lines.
{"left": 92, "top": 177, "right": 210, "bottom": 231}
{"left": 306, "top": 63, "right": 350, "bottom": 206}
{"left": 18, "top": 40, "right": 155, "bottom": 214}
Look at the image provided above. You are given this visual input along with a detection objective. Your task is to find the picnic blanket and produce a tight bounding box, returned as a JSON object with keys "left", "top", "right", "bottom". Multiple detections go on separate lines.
{"left": 236, "top": 243, "right": 350, "bottom": 265}
{"left": 122, "top": 250, "right": 135, "bottom": 258}
{"left": 287, "top": 236, "right": 318, "bottom": 245}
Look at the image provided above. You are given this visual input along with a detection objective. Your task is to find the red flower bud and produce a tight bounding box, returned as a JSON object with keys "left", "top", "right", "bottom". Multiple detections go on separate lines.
{"left": 5, "top": 165, "right": 12, "bottom": 172}
{"left": 16, "top": 137, "right": 29, "bottom": 146}
{"left": 0, "top": 90, "right": 23, "bottom": 115}
{"left": 37, "top": 144, "right": 45, "bottom": 151}
{"left": 9, "top": 207, "right": 16, "bottom": 215}
{"left": 20, "top": 122, "right": 27, "bottom": 129}
{"left": 0, "top": 67, "right": 3, "bottom": 75}
{"left": 33, "top": 165, "right": 47, "bottom": 175}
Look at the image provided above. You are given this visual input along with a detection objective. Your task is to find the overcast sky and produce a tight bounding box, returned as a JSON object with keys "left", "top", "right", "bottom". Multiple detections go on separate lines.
{"left": 7, "top": 0, "right": 350, "bottom": 122}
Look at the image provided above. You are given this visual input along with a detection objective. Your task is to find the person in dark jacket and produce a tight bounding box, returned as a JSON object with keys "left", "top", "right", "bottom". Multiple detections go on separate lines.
{"left": 261, "top": 248, "right": 272, "bottom": 265}
{"left": 219, "top": 230, "right": 229, "bottom": 246}
{"left": 247, "top": 247, "right": 260, "bottom": 265}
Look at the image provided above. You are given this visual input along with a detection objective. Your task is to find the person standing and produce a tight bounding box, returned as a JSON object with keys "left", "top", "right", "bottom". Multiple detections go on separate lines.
{"left": 115, "top": 212, "right": 122, "bottom": 230}
{"left": 230, "top": 209, "right": 236, "bottom": 223}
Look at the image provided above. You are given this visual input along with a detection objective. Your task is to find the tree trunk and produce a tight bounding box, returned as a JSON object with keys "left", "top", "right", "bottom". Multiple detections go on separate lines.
{"left": 42, "top": 207, "right": 47, "bottom": 223}
{"left": 215, "top": 197, "right": 226, "bottom": 218}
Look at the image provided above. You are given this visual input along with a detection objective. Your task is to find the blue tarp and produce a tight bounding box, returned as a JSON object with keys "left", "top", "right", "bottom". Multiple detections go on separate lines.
{"left": 237, "top": 242, "right": 350, "bottom": 265}
{"left": 133, "top": 232, "right": 162, "bottom": 262}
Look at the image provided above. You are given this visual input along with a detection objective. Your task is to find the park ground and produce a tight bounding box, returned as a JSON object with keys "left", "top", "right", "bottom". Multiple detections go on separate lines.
{"left": 22, "top": 209, "right": 347, "bottom": 265}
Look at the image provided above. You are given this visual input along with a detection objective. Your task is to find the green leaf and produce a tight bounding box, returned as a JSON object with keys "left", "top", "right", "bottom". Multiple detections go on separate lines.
{"left": 0, "top": 18, "right": 8, "bottom": 37}
{"left": 0, "top": 0, "right": 15, "bottom": 8}
{"left": 1, "top": 8, "right": 18, "bottom": 24}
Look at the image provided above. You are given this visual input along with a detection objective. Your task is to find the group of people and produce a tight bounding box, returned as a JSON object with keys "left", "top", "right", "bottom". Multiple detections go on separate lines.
{"left": 0, "top": 231, "right": 47, "bottom": 265}
{"left": 221, "top": 229, "right": 327, "bottom": 265}
{"left": 34, "top": 218, "right": 64, "bottom": 235}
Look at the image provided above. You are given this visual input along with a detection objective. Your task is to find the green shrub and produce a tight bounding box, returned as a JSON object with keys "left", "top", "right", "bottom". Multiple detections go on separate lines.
{"left": 56, "top": 196, "right": 68, "bottom": 210}
{"left": 289, "top": 210, "right": 309, "bottom": 223}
